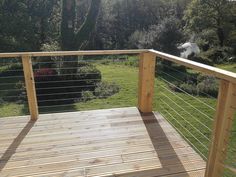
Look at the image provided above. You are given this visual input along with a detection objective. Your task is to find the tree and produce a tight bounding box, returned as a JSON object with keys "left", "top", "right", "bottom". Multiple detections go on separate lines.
{"left": 0, "top": 0, "right": 60, "bottom": 52}
{"left": 129, "top": 17, "right": 184, "bottom": 56}
{"left": 184, "top": 0, "right": 235, "bottom": 47}
{"left": 61, "top": 0, "right": 101, "bottom": 50}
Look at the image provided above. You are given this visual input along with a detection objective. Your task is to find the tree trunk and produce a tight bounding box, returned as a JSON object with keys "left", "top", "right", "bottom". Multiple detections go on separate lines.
{"left": 74, "top": 0, "right": 101, "bottom": 50}
{"left": 61, "top": 0, "right": 76, "bottom": 50}
{"left": 61, "top": 0, "right": 101, "bottom": 50}
{"left": 61, "top": 0, "right": 101, "bottom": 73}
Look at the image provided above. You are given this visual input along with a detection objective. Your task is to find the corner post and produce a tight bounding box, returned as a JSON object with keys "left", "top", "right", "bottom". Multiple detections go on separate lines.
{"left": 22, "top": 55, "right": 38, "bottom": 120}
{"left": 205, "top": 80, "right": 236, "bottom": 177}
{"left": 138, "top": 52, "right": 156, "bottom": 113}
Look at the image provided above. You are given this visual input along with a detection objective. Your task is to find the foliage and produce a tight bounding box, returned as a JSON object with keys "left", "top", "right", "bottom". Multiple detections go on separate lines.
{"left": 81, "top": 91, "right": 95, "bottom": 102}
{"left": 168, "top": 72, "right": 219, "bottom": 97}
{"left": 0, "top": 63, "right": 23, "bottom": 76}
{"left": 34, "top": 62, "right": 101, "bottom": 106}
{"left": 94, "top": 81, "right": 119, "bottom": 98}
{"left": 0, "top": 0, "right": 61, "bottom": 52}
{"left": 184, "top": 0, "right": 236, "bottom": 47}
{"left": 128, "top": 17, "right": 185, "bottom": 55}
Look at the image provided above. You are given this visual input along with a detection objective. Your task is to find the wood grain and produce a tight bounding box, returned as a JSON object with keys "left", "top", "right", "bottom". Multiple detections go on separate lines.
{"left": 0, "top": 107, "right": 205, "bottom": 177}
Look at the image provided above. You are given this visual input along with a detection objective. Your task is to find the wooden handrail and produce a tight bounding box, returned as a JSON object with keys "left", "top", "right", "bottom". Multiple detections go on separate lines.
{"left": 2, "top": 49, "right": 235, "bottom": 83}
{"left": 0, "top": 49, "right": 149, "bottom": 58}
{"left": 149, "top": 49, "right": 236, "bottom": 84}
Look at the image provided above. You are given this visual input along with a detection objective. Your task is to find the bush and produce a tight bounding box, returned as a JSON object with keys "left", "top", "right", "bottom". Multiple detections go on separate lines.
{"left": 179, "top": 83, "right": 198, "bottom": 95}
{"left": 81, "top": 91, "right": 95, "bottom": 102}
{"left": 35, "top": 63, "right": 102, "bottom": 106}
{"left": 166, "top": 71, "right": 218, "bottom": 98}
{"left": 202, "top": 47, "right": 234, "bottom": 64}
{"left": 94, "top": 82, "right": 119, "bottom": 98}
{"left": 189, "top": 54, "right": 213, "bottom": 65}
{"left": 0, "top": 63, "right": 23, "bottom": 77}
{"left": 197, "top": 75, "right": 218, "bottom": 97}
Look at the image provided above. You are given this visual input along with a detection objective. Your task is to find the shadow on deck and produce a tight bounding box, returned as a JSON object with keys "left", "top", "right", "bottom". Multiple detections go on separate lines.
{"left": 0, "top": 107, "right": 206, "bottom": 177}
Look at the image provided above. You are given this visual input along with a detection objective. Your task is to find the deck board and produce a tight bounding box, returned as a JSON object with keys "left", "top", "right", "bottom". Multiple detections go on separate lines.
{"left": 0, "top": 107, "right": 205, "bottom": 177}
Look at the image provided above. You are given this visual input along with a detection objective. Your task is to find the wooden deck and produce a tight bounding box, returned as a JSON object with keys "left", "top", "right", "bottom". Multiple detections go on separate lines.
{"left": 0, "top": 107, "right": 206, "bottom": 177}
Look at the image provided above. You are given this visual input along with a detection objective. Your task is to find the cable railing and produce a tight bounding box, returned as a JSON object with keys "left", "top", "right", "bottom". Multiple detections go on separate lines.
{"left": 155, "top": 62, "right": 217, "bottom": 162}
{"left": 0, "top": 58, "right": 29, "bottom": 117}
{"left": 0, "top": 49, "right": 235, "bottom": 177}
{"left": 31, "top": 54, "right": 140, "bottom": 114}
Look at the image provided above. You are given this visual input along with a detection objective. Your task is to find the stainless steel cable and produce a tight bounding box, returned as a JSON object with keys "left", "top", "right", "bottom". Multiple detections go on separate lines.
{"left": 159, "top": 107, "right": 207, "bottom": 160}
{"left": 160, "top": 77, "right": 216, "bottom": 111}
{"left": 161, "top": 92, "right": 212, "bottom": 132}
{"left": 160, "top": 96, "right": 211, "bottom": 142}
{"left": 158, "top": 82, "right": 214, "bottom": 121}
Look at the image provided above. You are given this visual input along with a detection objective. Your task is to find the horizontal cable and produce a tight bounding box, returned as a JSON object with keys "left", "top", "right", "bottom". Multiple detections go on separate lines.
{"left": 0, "top": 88, "right": 25, "bottom": 92}
{"left": 39, "top": 109, "right": 80, "bottom": 114}
{"left": 37, "top": 96, "right": 111, "bottom": 103}
{"left": 0, "top": 75, "right": 24, "bottom": 79}
{"left": 159, "top": 83, "right": 213, "bottom": 121}
{"left": 37, "top": 91, "right": 86, "bottom": 97}
{"left": 0, "top": 69, "right": 23, "bottom": 73}
{"left": 159, "top": 62, "right": 198, "bottom": 81}
{"left": 33, "top": 67, "right": 91, "bottom": 71}
{"left": 160, "top": 70, "right": 215, "bottom": 99}
{"left": 33, "top": 73, "right": 100, "bottom": 77}
{"left": 160, "top": 96, "right": 210, "bottom": 142}
{"left": 32, "top": 60, "right": 97, "bottom": 64}
{"left": 36, "top": 85, "right": 96, "bottom": 90}
{"left": 160, "top": 77, "right": 216, "bottom": 110}
{"left": 39, "top": 103, "right": 78, "bottom": 109}
{"left": 0, "top": 83, "right": 21, "bottom": 86}
{"left": 0, "top": 95, "right": 26, "bottom": 98}
{"left": 159, "top": 108, "right": 207, "bottom": 160}
{"left": 32, "top": 60, "right": 127, "bottom": 64}
{"left": 35, "top": 79, "right": 101, "bottom": 84}
{"left": 161, "top": 92, "right": 211, "bottom": 132}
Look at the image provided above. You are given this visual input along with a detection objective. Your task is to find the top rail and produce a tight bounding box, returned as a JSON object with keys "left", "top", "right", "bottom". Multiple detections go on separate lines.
{"left": 0, "top": 49, "right": 236, "bottom": 83}
{"left": 0, "top": 49, "right": 148, "bottom": 58}
{"left": 149, "top": 49, "right": 236, "bottom": 84}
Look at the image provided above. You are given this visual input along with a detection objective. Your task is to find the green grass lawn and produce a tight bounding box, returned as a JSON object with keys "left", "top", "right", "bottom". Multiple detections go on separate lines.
{"left": 0, "top": 61, "right": 235, "bottom": 176}
{"left": 217, "top": 63, "right": 236, "bottom": 73}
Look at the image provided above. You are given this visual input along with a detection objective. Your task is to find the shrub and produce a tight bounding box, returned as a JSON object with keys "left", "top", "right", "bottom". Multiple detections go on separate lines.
{"left": 166, "top": 71, "right": 218, "bottom": 98}
{"left": 94, "top": 82, "right": 119, "bottom": 98}
{"left": 0, "top": 63, "right": 23, "bottom": 77}
{"left": 81, "top": 91, "right": 95, "bottom": 102}
{"left": 197, "top": 75, "right": 218, "bottom": 97}
{"left": 35, "top": 63, "right": 102, "bottom": 106}
{"left": 189, "top": 54, "right": 213, "bottom": 65}
{"left": 179, "top": 83, "right": 198, "bottom": 95}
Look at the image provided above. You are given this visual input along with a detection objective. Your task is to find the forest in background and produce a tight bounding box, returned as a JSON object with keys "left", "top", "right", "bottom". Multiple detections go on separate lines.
{"left": 0, "top": 0, "right": 235, "bottom": 64}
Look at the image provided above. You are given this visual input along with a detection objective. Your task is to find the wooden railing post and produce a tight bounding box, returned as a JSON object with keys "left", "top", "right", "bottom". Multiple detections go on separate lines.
{"left": 22, "top": 55, "right": 38, "bottom": 121}
{"left": 205, "top": 80, "right": 236, "bottom": 177}
{"left": 138, "top": 52, "right": 156, "bottom": 113}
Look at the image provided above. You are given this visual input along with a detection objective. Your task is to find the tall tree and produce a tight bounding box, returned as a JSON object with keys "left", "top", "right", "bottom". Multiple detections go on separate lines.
{"left": 184, "top": 0, "right": 235, "bottom": 47}
{"left": 61, "top": 0, "right": 101, "bottom": 50}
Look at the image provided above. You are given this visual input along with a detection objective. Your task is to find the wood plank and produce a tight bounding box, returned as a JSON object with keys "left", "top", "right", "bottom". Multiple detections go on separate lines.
{"left": 22, "top": 55, "right": 38, "bottom": 120}
{"left": 0, "top": 49, "right": 148, "bottom": 58}
{"left": 150, "top": 49, "right": 236, "bottom": 84}
{"left": 0, "top": 107, "right": 206, "bottom": 177}
{"left": 205, "top": 81, "right": 236, "bottom": 177}
{"left": 138, "top": 52, "right": 156, "bottom": 112}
